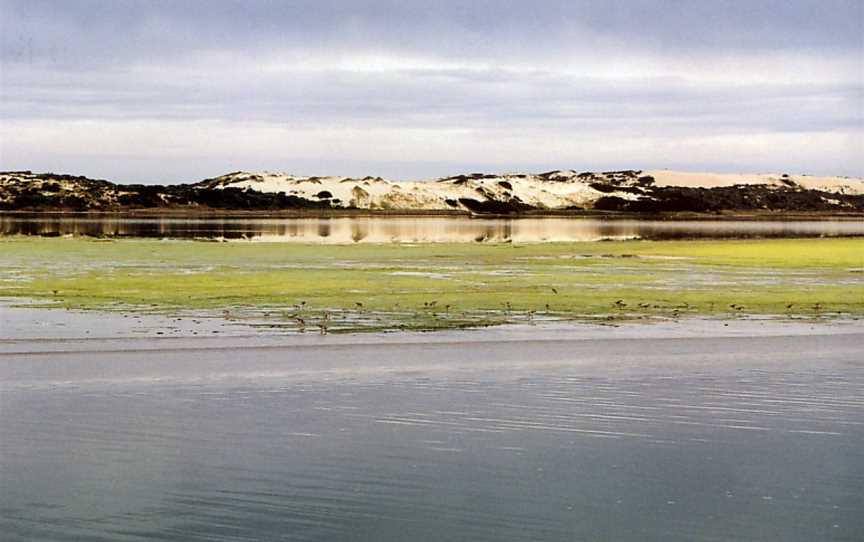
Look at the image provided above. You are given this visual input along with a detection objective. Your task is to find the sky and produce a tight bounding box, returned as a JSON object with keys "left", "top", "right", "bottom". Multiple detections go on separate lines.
{"left": 1, "top": 0, "right": 862, "bottom": 184}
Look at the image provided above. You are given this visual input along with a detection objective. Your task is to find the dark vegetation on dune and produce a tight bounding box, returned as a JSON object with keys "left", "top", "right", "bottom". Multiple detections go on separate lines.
{"left": 583, "top": 170, "right": 864, "bottom": 214}
{"left": 457, "top": 197, "right": 535, "bottom": 214}
{"left": 0, "top": 172, "right": 331, "bottom": 211}
{"left": 594, "top": 186, "right": 864, "bottom": 213}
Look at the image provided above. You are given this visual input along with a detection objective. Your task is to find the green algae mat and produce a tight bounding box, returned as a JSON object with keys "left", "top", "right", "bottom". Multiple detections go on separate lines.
{"left": 1, "top": 237, "right": 862, "bottom": 333}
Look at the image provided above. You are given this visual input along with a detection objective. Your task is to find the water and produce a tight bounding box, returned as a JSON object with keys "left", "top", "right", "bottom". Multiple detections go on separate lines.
{"left": 1, "top": 333, "right": 862, "bottom": 541}
{"left": 2, "top": 214, "right": 863, "bottom": 242}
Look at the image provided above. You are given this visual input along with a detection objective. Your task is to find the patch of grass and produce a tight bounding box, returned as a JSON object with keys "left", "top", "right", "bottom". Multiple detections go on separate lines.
{"left": 1, "top": 237, "right": 862, "bottom": 332}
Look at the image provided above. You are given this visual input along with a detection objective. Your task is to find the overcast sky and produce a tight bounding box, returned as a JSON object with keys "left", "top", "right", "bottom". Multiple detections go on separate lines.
{"left": 1, "top": 0, "right": 862, "bottom": 183}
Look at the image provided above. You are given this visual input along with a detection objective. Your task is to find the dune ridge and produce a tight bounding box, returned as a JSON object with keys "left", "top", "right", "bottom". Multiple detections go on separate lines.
{"left": 1, "top": 169, "right": 862, "bottom": 213}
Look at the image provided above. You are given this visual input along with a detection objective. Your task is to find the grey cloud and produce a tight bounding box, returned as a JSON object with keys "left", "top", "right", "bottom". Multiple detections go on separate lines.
{"left": 1, "top": 0, "right": 862, "bottom": 180}
{"left": 2, "top": 60, "right": 858, "bottom": 134}
{"left": 2, "top": 0, "right": 862, "bottom": 68}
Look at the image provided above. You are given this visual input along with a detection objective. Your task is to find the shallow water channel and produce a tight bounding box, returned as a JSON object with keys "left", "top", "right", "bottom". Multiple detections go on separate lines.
{"left": 1, "top": 331, "right": 862, "bottom": 541}
{"left": 2, "top": 215, "right": 864, "bottom": 242}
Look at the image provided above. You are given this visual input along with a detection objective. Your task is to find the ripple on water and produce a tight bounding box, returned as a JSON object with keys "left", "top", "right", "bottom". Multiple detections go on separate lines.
{"left": 1, "top": 348, "right": 863, "bottom": 541}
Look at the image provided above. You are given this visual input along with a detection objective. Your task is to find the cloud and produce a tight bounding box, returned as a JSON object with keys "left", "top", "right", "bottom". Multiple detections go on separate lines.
{"left": 3, "top": 0, "right": 862, "bottom": 65}
{"left": 1, "top": 0, "right": 862, "bottom": 181}
{"left": 4, "top": 117, "right": 860, "bottom": 182}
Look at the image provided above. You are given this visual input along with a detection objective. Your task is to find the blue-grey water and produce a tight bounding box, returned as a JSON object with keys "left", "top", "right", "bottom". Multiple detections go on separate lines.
{"left": 1, "top": 333, "right": 863, "bottom": 541}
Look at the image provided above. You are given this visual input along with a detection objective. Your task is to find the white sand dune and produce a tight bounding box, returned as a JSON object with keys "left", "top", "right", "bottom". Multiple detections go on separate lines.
{"left": 198, "top": 170, "right": 614, "bottom": 210}
{"left": 2, "top": 168, "right": 861, "bottom": 212}
{"left": 199, "top": 169, "right": 864, "bottom": 211}
{"left": 647, "top": 170, "right": 864, "bottom": 195}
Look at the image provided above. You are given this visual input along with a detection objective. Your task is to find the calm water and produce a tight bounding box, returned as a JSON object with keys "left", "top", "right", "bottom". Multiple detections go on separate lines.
{"left": 1, "top": 215, "right": 863, "bottom": 242}
{"left": 1, "top": 333, "right": 862, "bottom": 541}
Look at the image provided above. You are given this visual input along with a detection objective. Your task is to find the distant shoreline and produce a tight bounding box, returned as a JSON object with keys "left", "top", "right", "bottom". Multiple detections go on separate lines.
{"left": 1, "top": 209, "right": 862, "bottom": 220}
{"left": 4, "top": 169, "right": 863, "bottom": 215}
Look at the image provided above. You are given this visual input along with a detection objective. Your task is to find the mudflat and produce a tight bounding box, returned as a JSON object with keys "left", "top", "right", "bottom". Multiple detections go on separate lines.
{"left": 2, "top": 237, "right": 862, "bottom": 333}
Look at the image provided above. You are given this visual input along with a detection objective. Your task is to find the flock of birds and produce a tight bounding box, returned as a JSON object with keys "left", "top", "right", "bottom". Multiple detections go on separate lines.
{"left": 258, "top": 296, "right": 830, "bottom": 334}
{"left": 46, "top": 289, "right": 830, "bottom": 335}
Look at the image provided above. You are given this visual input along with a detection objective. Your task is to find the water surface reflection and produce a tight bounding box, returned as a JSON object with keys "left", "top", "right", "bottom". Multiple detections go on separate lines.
{"left": 2, "top": 215, "right": 863, "bottom": 242}
{"left": 1, "top": 334, "right": 862, "bottom": 541}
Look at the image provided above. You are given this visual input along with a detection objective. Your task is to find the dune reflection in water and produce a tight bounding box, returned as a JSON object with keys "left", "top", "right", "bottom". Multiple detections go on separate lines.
{"left": 2, "top": 215, "right": 864, "bottom": 242}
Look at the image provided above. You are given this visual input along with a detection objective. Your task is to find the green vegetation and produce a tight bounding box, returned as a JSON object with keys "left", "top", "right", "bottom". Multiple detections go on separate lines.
{"left": 1, "top": 237, "right": 862, "bottom": 333}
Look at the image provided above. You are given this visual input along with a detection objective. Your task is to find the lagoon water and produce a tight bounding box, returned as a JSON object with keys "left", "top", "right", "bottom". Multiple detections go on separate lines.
{"left": 2, "top": 215, "right": 864, "bottom": 242}
{"left": 2, "top": 216, "right": 863, "bottom": 540}
{"left": 1, "top": 333, "right": 862, "bottom": 541}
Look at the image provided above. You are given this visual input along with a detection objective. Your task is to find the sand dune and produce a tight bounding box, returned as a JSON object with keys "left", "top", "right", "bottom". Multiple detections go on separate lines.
{"left": 2, "top": 169, "right": 862, "bottom": 213}
{"left": 199, "top": 169, "right": 864, "bottom": 211}
{"left": 647, "top": 170, "right": 864, "bottom": 194}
